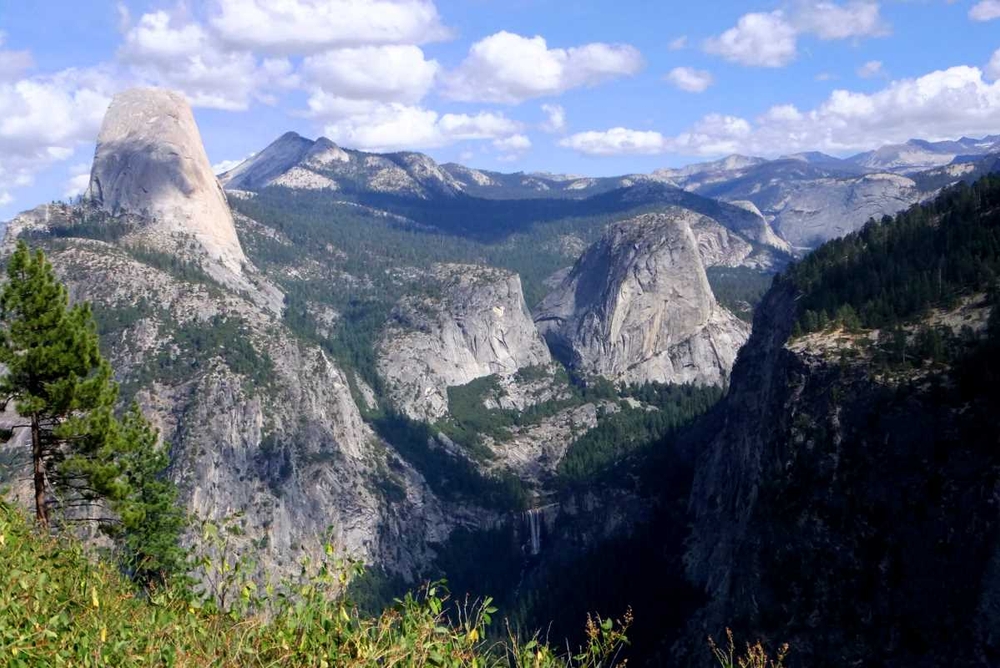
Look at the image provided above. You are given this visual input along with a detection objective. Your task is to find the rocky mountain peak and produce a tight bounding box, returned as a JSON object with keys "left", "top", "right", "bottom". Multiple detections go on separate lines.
{"left": 304, "top": 137, "right": 350, "bottom": 167}
{"left": 535, "top": 212, "right": 749, "bottom": 386}
{"left": 85, "top": 88, "right": 246, "bottom": 273}
{"left": 219, "top": 131, "right": 316, "bottom": 191}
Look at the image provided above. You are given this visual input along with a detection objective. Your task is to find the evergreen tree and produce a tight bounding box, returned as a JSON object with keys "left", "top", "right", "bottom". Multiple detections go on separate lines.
{"left": 105, "top": 404, "right": 186, "bottom": 586}
{"left": 0, "top": 241, "right": 117, "bottom": 526}
{"left": 0, "top": 242, "right": 185, "bottom": 584}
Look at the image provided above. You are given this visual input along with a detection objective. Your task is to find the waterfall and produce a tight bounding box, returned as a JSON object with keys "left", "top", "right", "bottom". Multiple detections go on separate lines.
{"left": 524, "top": 508, "right": 542, "bottom": 556}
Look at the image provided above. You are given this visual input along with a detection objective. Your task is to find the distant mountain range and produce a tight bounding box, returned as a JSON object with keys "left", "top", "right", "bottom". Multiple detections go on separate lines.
{"left": 218, "top": 132, "right": 1000, "bottom": 253}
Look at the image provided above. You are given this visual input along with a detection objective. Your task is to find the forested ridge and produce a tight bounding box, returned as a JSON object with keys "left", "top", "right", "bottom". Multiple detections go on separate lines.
{"left": 790, "top": 174, "right": 1000, "bottom": 333}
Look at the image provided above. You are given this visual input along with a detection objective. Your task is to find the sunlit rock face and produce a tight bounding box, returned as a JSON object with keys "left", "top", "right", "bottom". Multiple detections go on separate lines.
{"left": 86, "top": 87, "right": 247, "bottom": 273}
{"left": 535, "top": 211, "right": 749, "bottom": 387}
{"left": 377, "top": 263, "right": 553, "bottom": 421}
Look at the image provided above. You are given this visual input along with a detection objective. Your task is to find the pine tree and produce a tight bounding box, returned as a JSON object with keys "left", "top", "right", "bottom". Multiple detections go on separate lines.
{"left": 105, "top": 404, "right": 186, "bottom": 586}
{"left": 0, "top": 242, "right": 186, "bottom": 582}
{"left": 0, "top": 241, "right": 117, "bottom": 527}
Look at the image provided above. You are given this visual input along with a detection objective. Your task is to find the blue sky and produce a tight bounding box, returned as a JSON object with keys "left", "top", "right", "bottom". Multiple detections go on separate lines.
{"left": 1, "top": 0, "right": 999, "bottom": 220}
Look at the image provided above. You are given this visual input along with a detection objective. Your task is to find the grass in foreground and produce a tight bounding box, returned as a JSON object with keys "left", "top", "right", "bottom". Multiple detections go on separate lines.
{"left": 0, "top": 500, "right": 631, "bottom": 667}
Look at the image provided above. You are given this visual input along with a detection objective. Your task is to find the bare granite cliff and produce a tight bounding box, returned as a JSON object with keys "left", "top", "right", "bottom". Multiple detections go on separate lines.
{"left": 85, "top": 88, "right": 247, "bottom": 274}
{"left": 376, "top": 263, "right": 552, "bottom": 421}
{"left": 535, "top": 212, "right": 749, "bottom": 386}
{"left": 0, "top": 90, "right": 471, "bottom": 582}
{"left": 682, "top": 282, "right": 1000, "bottom": 667}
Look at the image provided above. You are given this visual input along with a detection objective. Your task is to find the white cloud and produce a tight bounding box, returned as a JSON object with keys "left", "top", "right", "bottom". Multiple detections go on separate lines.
{"left": 119, "top": 11, "right": 296, "bottom": 111}
{"left": 795, "top": 1, "right": 889, "bottom": 40}
{"left": 0, "top": 192, "right": 12, "bottom": 206}
{"left": 212, "top": 157, "right": 249, "bottom": 174}
{"left": 857, "top": 60, "right": 884, "bottom": 78}
{"left": 442, "top": 31, "right": 643, "bottom": 104}
{"left": 668, "top": 36, "right": 688, "bottom": 51}
{"left": 541, "top": 103, "right": 566, "bottom": 133}
{"left": 665, "top": 67, "right": 714, "bottom": 93}
{"left": 303, "top": 45, "right": 438, "bottom": 104}
{"left": 63, "top": 163, "right": 91, "bottom": 199}
{"left": 558, "top": 127, "right": 669, "bottom": 156}
{"left": 209, "top": 0, "right": 450, "bottom": 54}
{"left": 706, "top": 3, "right": 888, "bottom": 68}
{"left": 0, "top": 33, "right": 33, "bottom": 83}
{"left": 321, "top": 103, "right": 521, "bottom": 151}
{"left": 704, "top": 11, "right": 798, "bottom": 67}
{"left": 970, "top": 1, "right": 1000, "bottom": 21}
{"left": 0, "top": 67, "right": 113, "bottom": 205}
{"left": 988, "top": 49, "right": 1000, "bottom": 80}
{"left": 561, "top": 65, "right": 1000, "bottom": 157}
{"left": 493, "top": 134, "right": 531, "bottom": 152}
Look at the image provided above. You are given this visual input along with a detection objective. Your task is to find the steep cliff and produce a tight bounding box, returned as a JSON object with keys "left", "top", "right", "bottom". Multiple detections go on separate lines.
{"left": 683, "top": 178, "right": 1000, "bottom": 667}
{"left": 535, "top": 211, "right": 749, "bottom": 386}
{"left": 376, "top": 263, "right": 552, "bottom": 421}
{"left": 86, "top": 88, "right": 247, "bottom": 274}
{"left": 0, "top": 89, "right": 472, "bottom": 582}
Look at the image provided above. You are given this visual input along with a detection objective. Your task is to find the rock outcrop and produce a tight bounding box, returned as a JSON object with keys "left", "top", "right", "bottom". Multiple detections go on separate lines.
{"left": 749, "top": 172, "right": 921, "bottom": 250}
{"left": 376, "top": 264, "right": 552, "bottom": 421}
{"left": 85, "top": 88, "right": 247, "bottom": 273}
{"left": 683, "top": 282, "right": 1000, "bottom": 667}
{"left": 847, "top": 135, "right": 1000, "bottom": 173}
{"left": 535, "top": 212, "right": 750, "bottom": 386}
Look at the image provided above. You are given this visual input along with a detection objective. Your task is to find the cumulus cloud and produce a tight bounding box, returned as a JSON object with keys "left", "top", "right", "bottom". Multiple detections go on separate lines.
{"left": 988, "top": 49, "right": 1000, "bottom": 80}
{"left": 704, "top": 12, "right": 799, "bottom": 67}
{"left": 212, "top": 157, "right": 249, "bottom": 174}
{"left": 705, "top": 3, "right": 888, "bottom": 67}
{"left": 558, "top": 127, "right": 669, "bottom": 156}
{"left": 119, "top": 11, "right": 297, "bottom": 111}
{"left": 494, "top": 133, "right": 531, "bottom": 161}
{"left": 209, "top": 0, "right": 450, "bottom": 54}
{"left": 493, "top": 133, "right": 531, "bottom": 152}
{"left": 321, "top": 103, "right": 522, "bottom": 151}
{"left": 0, "top": 66, "right": 113, "bottom": 206}
{"left": 442, "top": 31, "right": 643, "bottom": 104}
{"left": 665, "top": 67, "right": 714, "bottom": 93}
{"left": 0, "top": 33, "right": 34, "bottom": 83}
{"left": 795, "top": 1, "right": 889, "bottom": 40}
{"left": 561, "top": 65, "right": 1000, "bottom": 157}
{"left": 668, "top": 36, "right": 688, "bottom": 51}
{"left": 857, "top": 60, "right": 884, "bottom": 78}
{"left": 541, "top": 103, "right": 567, "bottom": 133}
{"left": 970, "top": 1, "right": 1000, "bottom": 21}
{"left": 63, "top": 162, "right": 91, "bottom": 199}
{"left": 303, "top": 45, "right": 438, "bottom": 104}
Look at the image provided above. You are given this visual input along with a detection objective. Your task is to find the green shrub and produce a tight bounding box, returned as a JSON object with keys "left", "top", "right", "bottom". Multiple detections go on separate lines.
{"left": 0, "top": 500, "right": 632, "bottom": 667}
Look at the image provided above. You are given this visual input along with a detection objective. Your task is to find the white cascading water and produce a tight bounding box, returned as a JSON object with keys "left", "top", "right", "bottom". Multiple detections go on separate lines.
{"left": 524, "top": 508, "right": 542, "bottom": 556}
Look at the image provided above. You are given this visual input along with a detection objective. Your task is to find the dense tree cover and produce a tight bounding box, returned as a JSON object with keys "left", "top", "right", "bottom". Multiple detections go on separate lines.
{"left": 706, "top": 267, "right": 776, "bottom": 321}
{"left": 557, "top": 383, "right": 723, "bottom": 484}
{"left": 441, "top": 368, "right": 591, "bottom": 457}
{"left": 369, "top": 412, "right": 531, "bottom": 511}
{"left": 789, "top": 174, "right": 1000, "bottom": 334}
{"left": 233, "top": 189, "right": 608, "bottom": 308}
{"left": 235, "top": 186, "right": 778, "bottom": 311}
{"left": 0, "top": 242, "right": 184, "bottom": 583}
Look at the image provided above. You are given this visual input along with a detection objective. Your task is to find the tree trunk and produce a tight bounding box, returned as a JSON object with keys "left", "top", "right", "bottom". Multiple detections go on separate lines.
{"left": 31, "top": 412, "right": 47, "bottom": 527}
